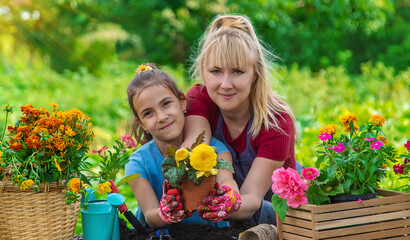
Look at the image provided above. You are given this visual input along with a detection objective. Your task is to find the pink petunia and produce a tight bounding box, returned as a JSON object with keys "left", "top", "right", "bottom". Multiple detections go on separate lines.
{"left": 318, "top": 133, "right": 332, "bottom": 141}
{"left": 370, "top": 140, "right": 383, "bottom": 150}
{"left": 332, "top": 143, "right": 346, "bottom": 153}
{"left": 358, "top": 198, "right": 362, "bottom": 203}
{"left": 286, "top": 194, "right": 308, "bottom": 208}
{"left": 122, "top": 133, "right": 137, "bottom": 148}
{"left": 271, "top": 167, "right": 308, "bottom": 201}
{"left": 301, "top": 168, "right": 320, "bottom": 180}
{"left": 365, "top": 137, "right": 375, "bottom": 141}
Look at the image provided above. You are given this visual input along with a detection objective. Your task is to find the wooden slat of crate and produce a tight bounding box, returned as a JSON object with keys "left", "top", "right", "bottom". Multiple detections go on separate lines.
{"left": 315, "top": 218, "right": 410, "bottom": 239}
{"left": 277, "top": 189, "right": 410, "bottom": 240}
{"left": 314, "top": 202, "right": 410, "bottom": 221}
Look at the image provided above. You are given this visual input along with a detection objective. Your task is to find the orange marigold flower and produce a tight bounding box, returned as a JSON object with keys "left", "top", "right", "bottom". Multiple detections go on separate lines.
{"left": 381, "top": 164, "right": 387, "bottom": 169}
{"left": 68, "top": 178, "right": 83, "bottom": 193}
{"left": 20, "top": 104, "right": 34, "bottom": 115}
{"left": 65, "top": 127, "right": 76, "bottom": 137}
{"left": 377, "top": 136, "right": 389, "bottom": 145}
{"left": 96, "top": 181, "right": 112, "bottom": 194}
{"left": 10, "top": 142, "right": 23, "bottom": 151}
{"left": 340, "top": 114, "right": 359, "bottom": 127}
{"left": 369, "top": 114, "right": 385, "bottom": 127}
{"left": 25, "top": 136, "right": 41, "bottom": 149}
{"left": 20, "top": 179, "right": 34, "bottom": 190}
{"left": 51, "top": 103, "right": 59, "bottom": 111}
{"left": 14, "top": 132, "right": 23, "bottom": 140}
{"left": 54, "top": 138, "right": 66, "bottom": 151}
{"left": 319, "top": 124, "right": 338, "bottom": 135}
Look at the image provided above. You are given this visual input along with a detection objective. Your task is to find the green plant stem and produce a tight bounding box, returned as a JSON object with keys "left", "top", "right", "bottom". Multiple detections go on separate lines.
{"left": 1, "top": 111, "right": 9, "bottom": 141}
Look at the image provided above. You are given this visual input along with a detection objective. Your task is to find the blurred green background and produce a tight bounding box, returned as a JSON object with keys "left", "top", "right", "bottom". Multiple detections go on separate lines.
{"left": 1, "top": 0, "right": 409, "bottom": 234}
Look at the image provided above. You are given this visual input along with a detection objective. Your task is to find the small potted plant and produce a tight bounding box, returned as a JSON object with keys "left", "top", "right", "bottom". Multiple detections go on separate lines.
{"left": 161, "top": 131, "right": 234, "bottom": 210}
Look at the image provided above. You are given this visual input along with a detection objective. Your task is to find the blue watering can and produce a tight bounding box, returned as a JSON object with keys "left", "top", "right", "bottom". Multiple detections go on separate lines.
{"left": 81, "top": 189, "right": 125, "bottom": 240}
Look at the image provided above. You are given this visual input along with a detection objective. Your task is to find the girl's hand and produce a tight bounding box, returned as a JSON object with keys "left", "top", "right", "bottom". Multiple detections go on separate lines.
{"left": 197, "top": 183, "right": 242, "bottom": 222}
{"left": 159, "top": 180, "right": 191, "bottom": 224}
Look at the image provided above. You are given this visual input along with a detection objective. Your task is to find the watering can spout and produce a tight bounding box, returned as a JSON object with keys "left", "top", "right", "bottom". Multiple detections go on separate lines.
{"left": 106, "top": 193, "right": 125, "bottom": 240}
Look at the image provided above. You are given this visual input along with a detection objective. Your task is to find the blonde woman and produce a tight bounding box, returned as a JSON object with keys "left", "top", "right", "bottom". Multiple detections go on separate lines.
{"left": 184, "top": 15, "right": 302, "bottom": 225}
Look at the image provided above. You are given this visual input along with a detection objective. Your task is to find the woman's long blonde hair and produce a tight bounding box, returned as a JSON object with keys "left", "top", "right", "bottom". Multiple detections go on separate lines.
{"left": 190, "top": 14, "right": 297, "bottom": 138}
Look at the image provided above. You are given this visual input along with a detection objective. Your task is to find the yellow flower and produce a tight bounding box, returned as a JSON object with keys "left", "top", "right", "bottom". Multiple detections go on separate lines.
{"left": 135, "top": 64, "right": 152, "bottom": 74}
{"left": 65, "top": 127, "right": 76, "bottom": 137}
{"left": 369, "top": 114, "right": 385, "bottom": 127}
{"left": 340, "top": 114, "right": 359, "bottom": 128}
{"left": 20, "top": 179, "right": 34, "bottom": 190}
{"left": 381, "top": 164, "right": 387, "bottom": 169}
{"left": 96, "top": 181, "right": 112, "bottom": 194}
{"left": 69, "top": 178, "right": 83, "bottom": 193}
{"left": 0, "top": 150, "right": 2, "bottom": 164}
{"left": 319, "top": 124, "right": 338, "bottom": 135}
{"left": 377, "top": 136, "right": 389, "bottom": 145}
{"left": 54, "top": 158, "right": 62, "bottom": 172}
{"left": 50, "top": 103, "right": 59, "bottom": 111}
{"left": 190, "top": 144, "right": 217, "bottom": 172}
{"left": 175, "top": 148, "right": 189, "bottom": 167}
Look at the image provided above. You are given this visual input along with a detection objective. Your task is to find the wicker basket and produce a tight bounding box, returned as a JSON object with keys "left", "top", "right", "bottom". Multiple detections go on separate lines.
{"left": 0, "top": 179, "right": 81, "bottom": 240}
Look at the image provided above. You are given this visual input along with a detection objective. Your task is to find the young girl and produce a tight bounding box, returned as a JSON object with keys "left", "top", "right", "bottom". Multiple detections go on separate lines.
{"left": 124, "top": 64, "right": 241, "bottom": 229}
{"left": 184, "top": 15, "right": 302, "bottom": 225}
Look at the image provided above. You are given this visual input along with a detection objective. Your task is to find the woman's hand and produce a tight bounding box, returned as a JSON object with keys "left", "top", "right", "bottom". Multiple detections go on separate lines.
{"left": 197, "top": 183, "right": 242, "bottom": 222}
{"left": 159, "top": 180, "right": 191, "bottom": 224}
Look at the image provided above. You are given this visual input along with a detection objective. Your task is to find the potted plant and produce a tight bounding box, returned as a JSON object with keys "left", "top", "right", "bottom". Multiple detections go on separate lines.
{"left": 271, "top": 113, "right": 409, "bottom": 240}
{"left": 0, "top": 103, "right": 94, "bottom": 239}
{"left": 161, "top": 131, "right": 234, "bottom": 210}
{"left": 80, "top": 134, "right": 143, "bottom": 239}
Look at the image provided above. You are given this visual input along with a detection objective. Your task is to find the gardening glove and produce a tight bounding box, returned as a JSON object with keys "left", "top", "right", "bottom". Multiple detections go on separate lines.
{"left": 197, "top": 183, "right": 242, "bottom": 222}
{"left": 159, "top": 180, "right": 192, "bottom": 224}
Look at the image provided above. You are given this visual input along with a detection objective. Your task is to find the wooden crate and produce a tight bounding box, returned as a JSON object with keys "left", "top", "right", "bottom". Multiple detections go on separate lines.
{"left": 277, "top": 189, "right": 410, "bottom": 240}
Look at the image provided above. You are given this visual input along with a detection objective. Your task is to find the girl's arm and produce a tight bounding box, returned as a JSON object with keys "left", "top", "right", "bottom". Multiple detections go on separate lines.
{"left": 128, "top": 177, "right": 165, "bottom": 228}
{"left": 182, "top": 115, "right": 212, "bottom": 147}
{"left": 227, "top": 156, "right": 284, "bottom": 221}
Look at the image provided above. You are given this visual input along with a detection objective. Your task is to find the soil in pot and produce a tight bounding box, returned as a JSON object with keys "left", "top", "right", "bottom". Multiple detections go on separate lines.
{"left": 330, "top": 192, "right": 377, "bottom": 204}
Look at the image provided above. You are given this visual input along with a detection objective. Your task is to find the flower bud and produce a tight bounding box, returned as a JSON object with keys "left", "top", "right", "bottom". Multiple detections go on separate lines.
{"left": 325, "top": 186, "right": 332, "bottom": 192}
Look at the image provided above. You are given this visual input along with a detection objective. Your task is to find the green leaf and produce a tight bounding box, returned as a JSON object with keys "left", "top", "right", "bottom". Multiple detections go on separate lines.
{"left": 190, "top": 130, "right": 206, "bottom": 149}
{"left": 357, "top": 168, "right": 366, "bottom": 183}
{"left": 306, "top": 185, "right": 329, "bottom": 205}
{"left": 344, "top": 178, "right": 353, "bottom": 193}
{"left": 116, "top": 173, "right": 141, "bottom": 187}
{"left": 165, "top": 145, "right": 178, "bottom": 157}
{"left": 271, "top": 194, "right": 288, "bottom": 223}
{"left": 315, "top": 155, "right": 325, "bottom": 168}
{"left": 328, "top": 164, "right": 337, "bottom": 179}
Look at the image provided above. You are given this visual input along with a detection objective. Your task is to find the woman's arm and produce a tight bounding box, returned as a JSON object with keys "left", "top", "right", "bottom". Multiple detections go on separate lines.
{"left": 128, "top": 177, "right": 165, "bottom": 228}
{"left": 227, "top": 156, "right": 284, "bottom": 221}
{"left": 182, "top": 116, "right": 212, "bottom": 147}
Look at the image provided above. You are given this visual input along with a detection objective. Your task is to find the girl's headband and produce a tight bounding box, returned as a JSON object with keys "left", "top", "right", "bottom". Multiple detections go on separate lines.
{"left": 135, "top": 64, "right": 152, "bottom": 74}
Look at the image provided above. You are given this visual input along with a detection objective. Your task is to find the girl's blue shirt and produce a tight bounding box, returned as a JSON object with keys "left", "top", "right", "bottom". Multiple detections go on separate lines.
{"left": 125, "top": 137, "right": 230, "bottom": 228}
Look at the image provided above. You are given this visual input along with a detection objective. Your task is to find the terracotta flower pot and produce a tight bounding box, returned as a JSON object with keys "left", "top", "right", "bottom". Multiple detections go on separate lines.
{"left": 180, "top": 176, "right": 216, "bottom": 211}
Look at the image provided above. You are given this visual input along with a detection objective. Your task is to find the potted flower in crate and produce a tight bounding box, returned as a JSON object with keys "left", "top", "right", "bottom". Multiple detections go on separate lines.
{"left": 161, "top": 131, "right": 234, "bottom": 211}
{"left": 272, "top": 113, "right": 397, "bottom": 222}
{"left": 0, "top": 103, "right": 94, "bottom": 239}
{"left": 271, "top": 113, "right": 410, "bottom": 240}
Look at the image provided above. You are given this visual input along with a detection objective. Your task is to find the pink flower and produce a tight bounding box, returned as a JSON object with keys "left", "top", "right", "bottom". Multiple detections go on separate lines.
{"left": 301, "top": 168, "right": 320, "bottom": 180}
{"left": 330, "top": 143, "right": 346, "bottom": 153}
{"left": 122, "top": 133, "right": 137, "bottom": 148}
{"left": 405, "top": 140, "right": 410, "bottom": 151}
{"left": 92, "top": 146, "right": 108, "bottom": 155}
{"left": 393, "top": 164, "right": 405, "bottom": 174}
{"left": 271, "top": 167, "right": 308, "bottom": 201}
{"left": 370, "top": 140, "right": 383, "bottom": 150}
{"left": 318, "top": 133, "right": 332, "bottom": 141}
{"left": 358, "top": 198, "right": 362, "bottom": 203}
{"left": 287, "top": 194, "right": 308, "bottom": 208}
{"left": 365, "top": 137, "right": 375, "bottom": 141}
